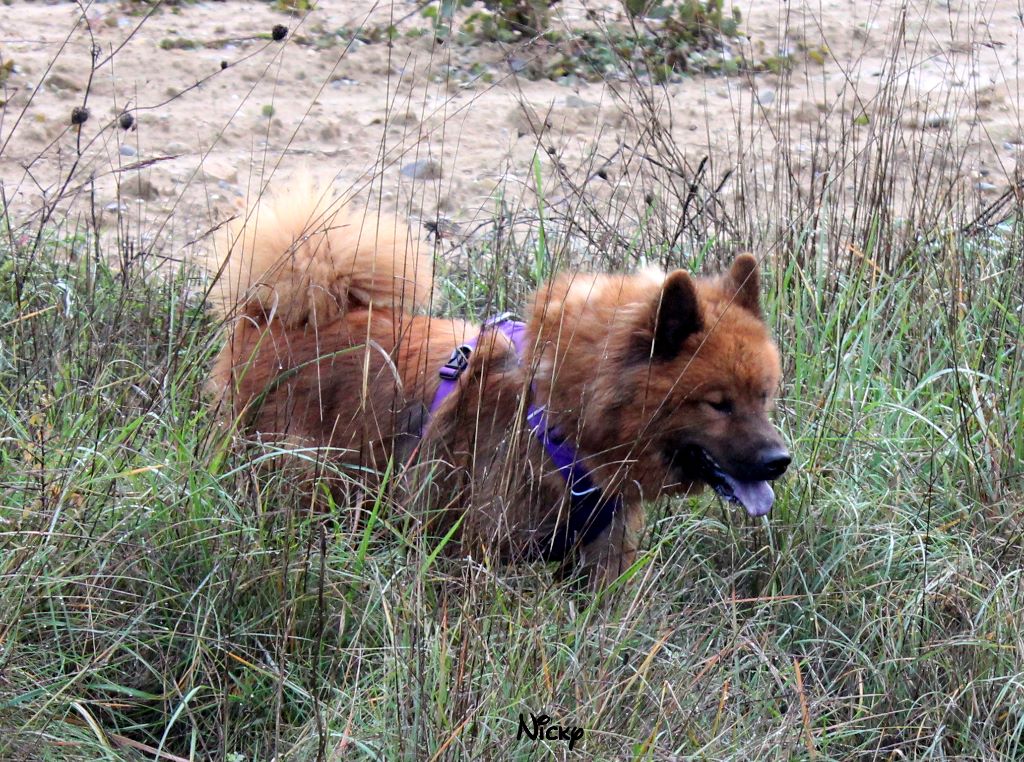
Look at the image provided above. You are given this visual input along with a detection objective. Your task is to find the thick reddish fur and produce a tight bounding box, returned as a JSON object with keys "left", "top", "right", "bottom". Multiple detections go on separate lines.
{"left": 209, "top": 185, "right": 785, "bottom": 587}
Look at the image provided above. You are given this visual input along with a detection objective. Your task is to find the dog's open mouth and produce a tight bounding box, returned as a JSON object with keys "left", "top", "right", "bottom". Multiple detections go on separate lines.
{"left": 684, "top": 446, "right": 775, "bottom": 517}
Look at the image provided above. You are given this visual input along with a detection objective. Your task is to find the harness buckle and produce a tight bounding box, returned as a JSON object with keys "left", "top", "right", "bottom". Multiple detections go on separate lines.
{"left": 439, "top": 345, "right": 473, "bottom": 381}
{"left": 482, "top": 311, "right": 517, "bottom": 328}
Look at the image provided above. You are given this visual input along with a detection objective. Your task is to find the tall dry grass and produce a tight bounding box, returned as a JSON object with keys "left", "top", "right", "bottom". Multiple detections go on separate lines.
{"left": 1, "top": 1, "right": 1021, "bottom": 759}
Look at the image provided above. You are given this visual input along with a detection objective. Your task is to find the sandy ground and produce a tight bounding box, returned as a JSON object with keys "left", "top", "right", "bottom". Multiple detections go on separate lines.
{"left": 0, "top": 0, "right": 1021, "bottom": 258}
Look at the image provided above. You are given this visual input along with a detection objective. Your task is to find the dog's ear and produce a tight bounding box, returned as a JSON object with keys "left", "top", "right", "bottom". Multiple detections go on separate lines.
{"left": 650, "top": 269, "right": 702, "bottom": 360}
{"left": 727, "top": 253, "right": 761, "bottom": 317}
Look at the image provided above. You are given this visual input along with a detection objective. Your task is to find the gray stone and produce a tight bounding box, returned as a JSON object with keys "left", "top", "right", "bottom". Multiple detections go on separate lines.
{"left": 400, "top": 160, "right": 442, "bottom": 180}
{"left": 122, "top": 177, "right": 160, "bottom": 201}
{"left": 45, "top": 73, "right": 82, "bottom": 92}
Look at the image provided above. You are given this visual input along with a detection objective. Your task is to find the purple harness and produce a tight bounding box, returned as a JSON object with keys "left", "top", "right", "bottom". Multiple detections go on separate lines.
{"left": 429, "top": 316, "right": 623, "bottom": 561}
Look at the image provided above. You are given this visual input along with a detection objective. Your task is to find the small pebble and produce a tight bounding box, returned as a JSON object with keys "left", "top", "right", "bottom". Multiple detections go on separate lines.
{"left": 400, "top": 160, "right": 442, "bottom": 180}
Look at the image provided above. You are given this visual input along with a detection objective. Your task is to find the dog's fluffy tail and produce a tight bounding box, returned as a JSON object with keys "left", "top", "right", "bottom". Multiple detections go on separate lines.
{"left": 211, "top": 183, "right": 433, "bottom": 328}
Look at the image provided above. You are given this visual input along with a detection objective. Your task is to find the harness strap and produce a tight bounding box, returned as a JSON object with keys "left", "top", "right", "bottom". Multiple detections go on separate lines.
{"left": 429, "top": 316, "right": 623, "bottom": 561}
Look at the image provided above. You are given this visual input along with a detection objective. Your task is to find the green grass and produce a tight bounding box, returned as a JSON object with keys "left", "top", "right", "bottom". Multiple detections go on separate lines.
{"left": 0, "top": 196, "right": 1021, "bottom": 760}
{"left": 2, "top": 0, "right": 1020, "bottom": 755}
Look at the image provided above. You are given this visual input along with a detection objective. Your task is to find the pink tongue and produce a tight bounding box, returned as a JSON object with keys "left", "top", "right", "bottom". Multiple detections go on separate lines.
{"left": 723, "top": 475, "right": 774, "bottom": 517}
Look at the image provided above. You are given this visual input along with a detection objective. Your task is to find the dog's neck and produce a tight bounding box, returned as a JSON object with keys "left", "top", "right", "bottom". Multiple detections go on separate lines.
{"left": 429, "top": 316, "right": 623, "bottom": 560}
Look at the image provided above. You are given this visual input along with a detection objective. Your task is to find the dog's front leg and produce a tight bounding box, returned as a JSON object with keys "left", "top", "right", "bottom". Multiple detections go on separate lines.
{"left": 577, "top": 500, "right": 646, "bottom": 590}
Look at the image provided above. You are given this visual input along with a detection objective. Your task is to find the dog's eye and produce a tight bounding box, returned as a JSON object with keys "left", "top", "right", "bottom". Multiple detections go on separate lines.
{"left": 708, "top": 399, "right": 733, "bottom": 414}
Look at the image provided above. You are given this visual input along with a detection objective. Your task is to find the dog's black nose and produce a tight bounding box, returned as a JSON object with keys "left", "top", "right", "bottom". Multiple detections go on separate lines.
{"left": 759, "top": 448, "right": 791, "bottom": 480}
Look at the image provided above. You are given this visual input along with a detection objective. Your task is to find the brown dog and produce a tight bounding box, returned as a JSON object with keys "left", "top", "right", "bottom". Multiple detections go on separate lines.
{"left": 209, "top": 187, "right": 789, "bottom": 588}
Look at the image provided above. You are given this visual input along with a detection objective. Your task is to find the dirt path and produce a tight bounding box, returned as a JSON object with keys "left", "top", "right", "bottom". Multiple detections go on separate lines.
{"left": 1, "top": 1, "right": 1020, "bottom": 257}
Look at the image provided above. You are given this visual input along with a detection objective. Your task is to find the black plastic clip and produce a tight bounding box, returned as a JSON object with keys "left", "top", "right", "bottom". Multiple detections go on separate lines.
{"left": 439, "top": 345, "right": 473, "bottom": 381}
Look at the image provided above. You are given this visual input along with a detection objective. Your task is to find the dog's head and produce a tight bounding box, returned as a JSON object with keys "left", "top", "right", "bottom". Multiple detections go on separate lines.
{"left": 637, "top": 254, "right": 789, "bottom": 515}
{"left": 531, "top": 254, "right": 789, "bottom": 516}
